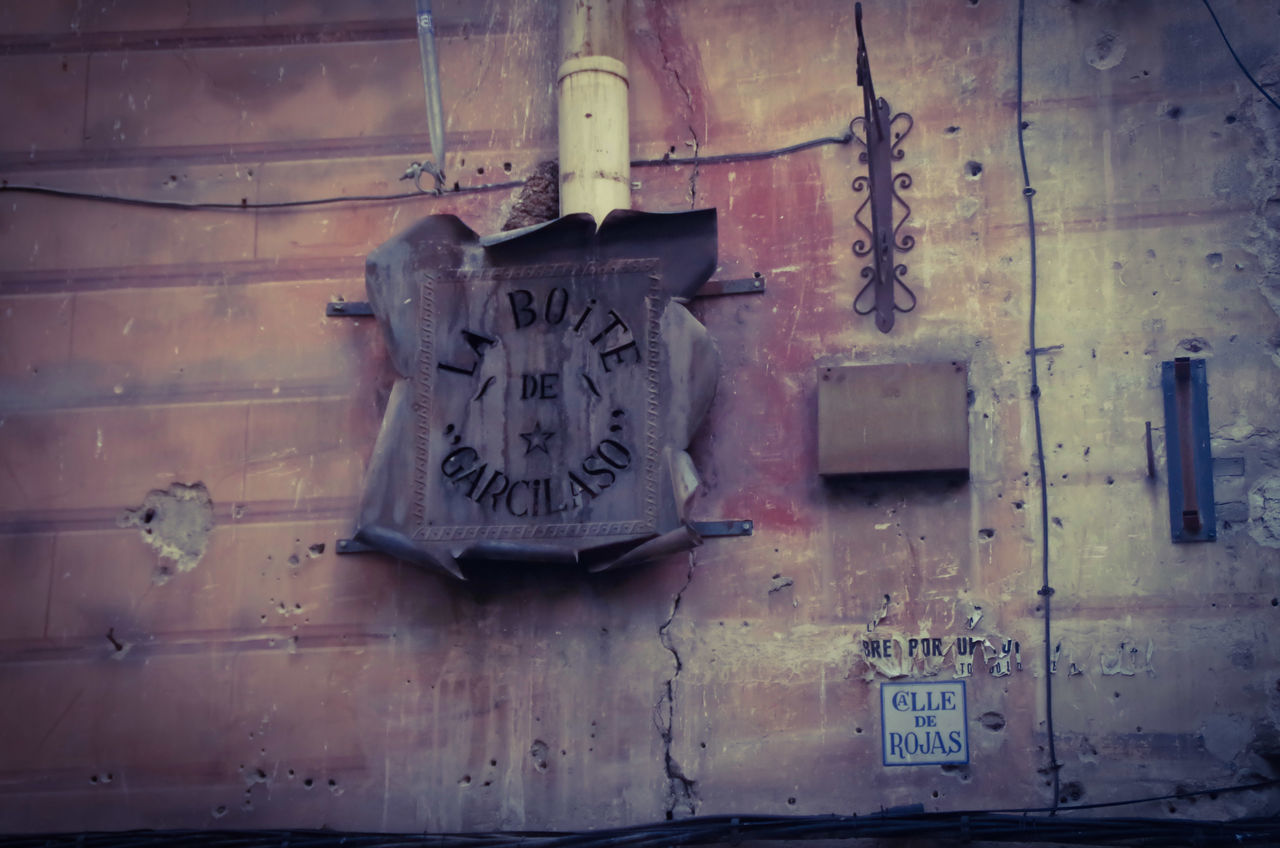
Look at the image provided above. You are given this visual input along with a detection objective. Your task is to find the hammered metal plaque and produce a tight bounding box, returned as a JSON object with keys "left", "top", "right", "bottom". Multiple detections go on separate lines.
{"left": 421, "top": 259, "right": 661, "bottom": 539}
{"left": 354, "top": 211, "right": 719, "bottom": 578}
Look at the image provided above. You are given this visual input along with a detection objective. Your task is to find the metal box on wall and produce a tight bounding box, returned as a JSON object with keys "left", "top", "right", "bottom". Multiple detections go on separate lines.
{"left": 817, "top": 362, "right": 970, "bottom": 477}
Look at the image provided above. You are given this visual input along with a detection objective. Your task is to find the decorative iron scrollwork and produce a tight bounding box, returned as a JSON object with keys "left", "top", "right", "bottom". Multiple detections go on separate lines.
{"left": 850, "top": 2, "right": 916, "bottom": 333}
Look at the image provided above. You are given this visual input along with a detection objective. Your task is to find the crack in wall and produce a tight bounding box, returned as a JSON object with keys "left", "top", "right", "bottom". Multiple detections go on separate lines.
{"left": 667, "top": 71, "right": 700, "bottom": 208}
{"left": 656, "top": 552, "right": 697, "bottom": 819}
{"left": 683, "top": 123, "right": 700, "bottom": 208}
{"left": 648, "top": 5, "right": 701, "bottom": 208}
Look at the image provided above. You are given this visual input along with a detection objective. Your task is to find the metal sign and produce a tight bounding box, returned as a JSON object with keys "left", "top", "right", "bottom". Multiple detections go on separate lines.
{"left": 352, "top": 210, "right": 720, "bottom": 578}
{"left": 1161, "top": 357, "right": 1216, "bottom": 542}
{"left": 880, "top": 680, "right": 969, "bottom": 766}
{"left": 425, "top": 259, "right": 661, "bottom": 534}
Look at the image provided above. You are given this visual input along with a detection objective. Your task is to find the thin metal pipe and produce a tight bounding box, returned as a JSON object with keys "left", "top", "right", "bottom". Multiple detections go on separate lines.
{"left": 415, "top": 0, "right": 447, "bottom": 185}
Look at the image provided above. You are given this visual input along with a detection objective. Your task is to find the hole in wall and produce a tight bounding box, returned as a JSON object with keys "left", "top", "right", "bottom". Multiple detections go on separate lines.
{"left": 979, "top": 711, "right": 1006, "bottom": 731}
{"left": 1060, "top": 781, "right": 1085, "bottom": 804}
{"left": 530, "top": 740, "right": 550, "bottom": 773}
{"left": 117, "top": 482, "right": 214, "bottom": 580}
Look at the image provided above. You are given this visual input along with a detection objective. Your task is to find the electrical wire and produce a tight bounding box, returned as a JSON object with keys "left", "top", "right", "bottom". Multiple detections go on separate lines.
{"left": 632, "top": 129, "right": 854, "bottom": 167}
{"left": 989, "top": 776, "right": 1280, "bottom": 815}
{"left": 0, "top": 129, "right": 853, "bottom": 212}
{"left": 1016, "top": 0, "right": 1060, "bottom": 812}
{"left": 5, "top": 805, "right": 1280, "bottom": 848}
{"left": 1201, "top": 0, "right": 1280, "bottom": 112}
{"left": 3, "top": 781, "right": 1278, "bottom": 846}
{"left": 0, "top": 179, "right": 523, "bottom": 211}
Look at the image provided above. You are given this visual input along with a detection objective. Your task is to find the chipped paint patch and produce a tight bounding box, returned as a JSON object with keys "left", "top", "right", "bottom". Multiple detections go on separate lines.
{"left": 1099, "top": 639, "right": 1155, "bottom": 677}
{"left": 1248, "top": 473, "right": 1280, "bottom": 548}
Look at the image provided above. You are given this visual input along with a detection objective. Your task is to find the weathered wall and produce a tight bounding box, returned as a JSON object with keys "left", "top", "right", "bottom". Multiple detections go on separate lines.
{"left": 1, "top": 0, "right": 1279, "bottom": 835}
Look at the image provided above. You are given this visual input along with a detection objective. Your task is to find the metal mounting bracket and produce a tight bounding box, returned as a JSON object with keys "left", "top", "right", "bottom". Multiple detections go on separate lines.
{"left": 326, "top": 276, "right": 766, "bottom": 319}
{"left": 696, "top": 275, "right": 766, "bottom": 298}
{"left": 690, "top": 519, "right": 754, "bottom": 537}
{"left": 326, "top": 301, "right": 375, "bottom": 317}
{"left": 336, "top": 538, "right": 376, "bottom": 554}
{"left": 336, "top": 519, "right": 753, "bottom": 555}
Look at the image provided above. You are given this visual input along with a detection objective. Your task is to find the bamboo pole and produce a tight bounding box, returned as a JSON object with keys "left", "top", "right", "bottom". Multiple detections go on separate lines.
{"left": 558, "top": 0, "right": 629, "bottom": 225}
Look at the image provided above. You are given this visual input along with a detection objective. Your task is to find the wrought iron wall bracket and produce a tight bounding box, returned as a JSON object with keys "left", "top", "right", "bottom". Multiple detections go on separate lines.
{"left": 850, "top": 2, "right": 916, "bottom": 333}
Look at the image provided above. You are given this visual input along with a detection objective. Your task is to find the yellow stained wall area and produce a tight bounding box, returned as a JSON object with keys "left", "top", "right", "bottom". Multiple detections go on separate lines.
{"left": 1, "top": 0, "right": 1279, "bottom": 834}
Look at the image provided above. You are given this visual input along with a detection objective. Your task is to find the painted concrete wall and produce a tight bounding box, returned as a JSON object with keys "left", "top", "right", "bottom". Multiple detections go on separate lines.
{"left": 1, "top": 0, "right": 1278, "bottom": 834}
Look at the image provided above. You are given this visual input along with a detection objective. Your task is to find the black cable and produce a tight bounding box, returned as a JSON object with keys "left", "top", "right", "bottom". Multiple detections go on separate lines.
{"left": 1201, "top": 0, "right": 1280, "bottom": 112}
{"left": 0, "top": 130, "right": 853, "bottom": 212}
{"left": 0, "top": 179, "right": 523, "bottom": 210}
{"left": 631, "top": 130, "right": 853, "bottom": 168}
{"left": 8, "top": 811, "right": 1280, "bottom": 848}
{"left": 984, "top": 776, "right": 1280, "bottom": 815}
{"left": 1016, "top": 0, "right": 1060, "bottom": 812}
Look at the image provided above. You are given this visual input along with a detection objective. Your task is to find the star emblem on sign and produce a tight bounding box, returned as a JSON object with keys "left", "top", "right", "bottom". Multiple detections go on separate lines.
{"left": 520, "top": 420, "right": 556, "bottom": 455}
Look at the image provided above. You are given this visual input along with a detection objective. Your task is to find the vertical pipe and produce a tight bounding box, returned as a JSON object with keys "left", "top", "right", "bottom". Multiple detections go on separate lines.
{"left": 415, "top": 0, "right": 447, "bottom": 183}
{"left": 558, "top": 0, "right": 630, "bottom": 225}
